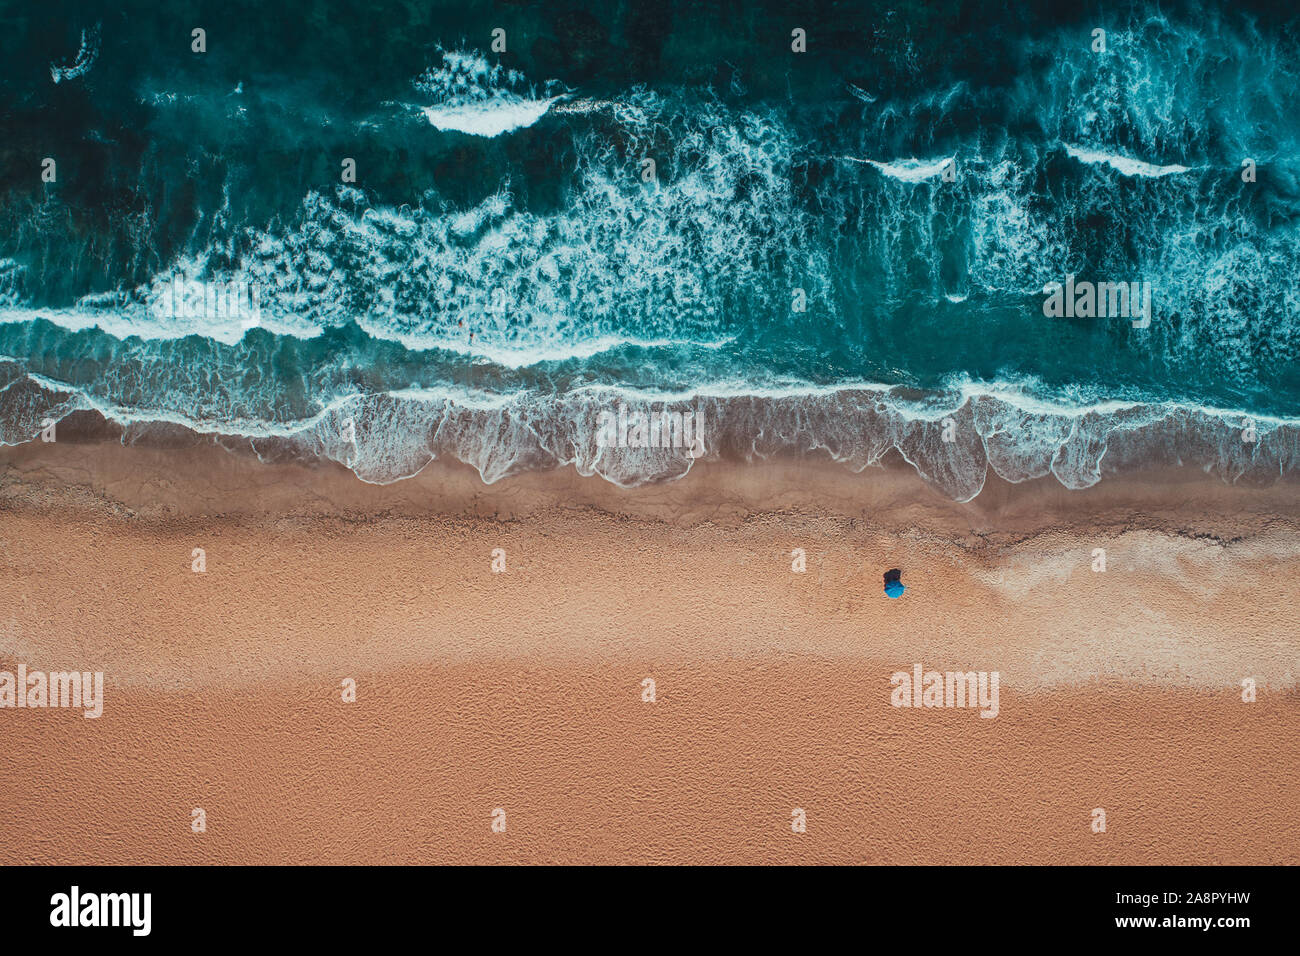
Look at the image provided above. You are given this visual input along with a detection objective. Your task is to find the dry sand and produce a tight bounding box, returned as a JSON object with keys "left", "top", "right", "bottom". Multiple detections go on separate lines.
{"left": 1, "top": 437, "right": 1298, "bottom": 864}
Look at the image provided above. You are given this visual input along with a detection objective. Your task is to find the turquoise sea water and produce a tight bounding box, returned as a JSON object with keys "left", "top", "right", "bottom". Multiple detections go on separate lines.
{"left": 1, "top": 0, "right": 1298, "bottom": 499}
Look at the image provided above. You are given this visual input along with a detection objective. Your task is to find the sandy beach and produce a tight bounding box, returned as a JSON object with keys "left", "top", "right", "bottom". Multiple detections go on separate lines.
{"left": 2, "top": 435, "right": 1298, "bottom": 864}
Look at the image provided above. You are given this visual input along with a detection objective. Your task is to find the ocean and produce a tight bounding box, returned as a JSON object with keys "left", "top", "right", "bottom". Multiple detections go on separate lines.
{"left": 1, "top": 0, "right": 1298, "bottom": 500}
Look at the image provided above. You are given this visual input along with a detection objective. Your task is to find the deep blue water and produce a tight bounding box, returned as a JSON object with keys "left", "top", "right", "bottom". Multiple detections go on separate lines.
{"left": 1, "top": 0, "right": 1298, "bottom": 498}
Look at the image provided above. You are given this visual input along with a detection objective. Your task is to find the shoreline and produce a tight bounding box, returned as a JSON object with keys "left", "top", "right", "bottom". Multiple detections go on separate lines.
{"left": 3, "top": 430, "right": 1298, "bottom": 535}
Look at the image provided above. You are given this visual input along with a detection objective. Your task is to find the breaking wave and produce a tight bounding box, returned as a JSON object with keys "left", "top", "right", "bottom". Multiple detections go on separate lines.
{"left": 414, "top": 50, "right": 565, "bottom": 137}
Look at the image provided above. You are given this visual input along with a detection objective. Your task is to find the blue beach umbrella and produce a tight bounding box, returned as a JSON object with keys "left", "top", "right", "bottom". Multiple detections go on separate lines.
{"left": 883, "top": 568, "right": 905, "bottom": 599}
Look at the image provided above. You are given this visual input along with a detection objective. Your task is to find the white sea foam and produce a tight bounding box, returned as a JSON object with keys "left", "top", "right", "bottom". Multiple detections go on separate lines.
{"left": 74, "top": 87, "right": 831, "bottom": 361}
{"left": 415, "top": 50, "right": 563, "bottom": 138}
{"left": 50, "top": 24, "right": 100, "bottom": 84}
{"left": 1063, "top": 143, "right": 1189, "bottom": 177}
{"left": 4, "top": 358, "right": 1295, "bottom": 499}
{"left": 845, "top": 155, "right": 954, "bottom": 182}
{"left": 846, "top": 83, "right": 877, "bottom": 104}
{"left": 422, "top": 97, "right": 561, "bottom": 136}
